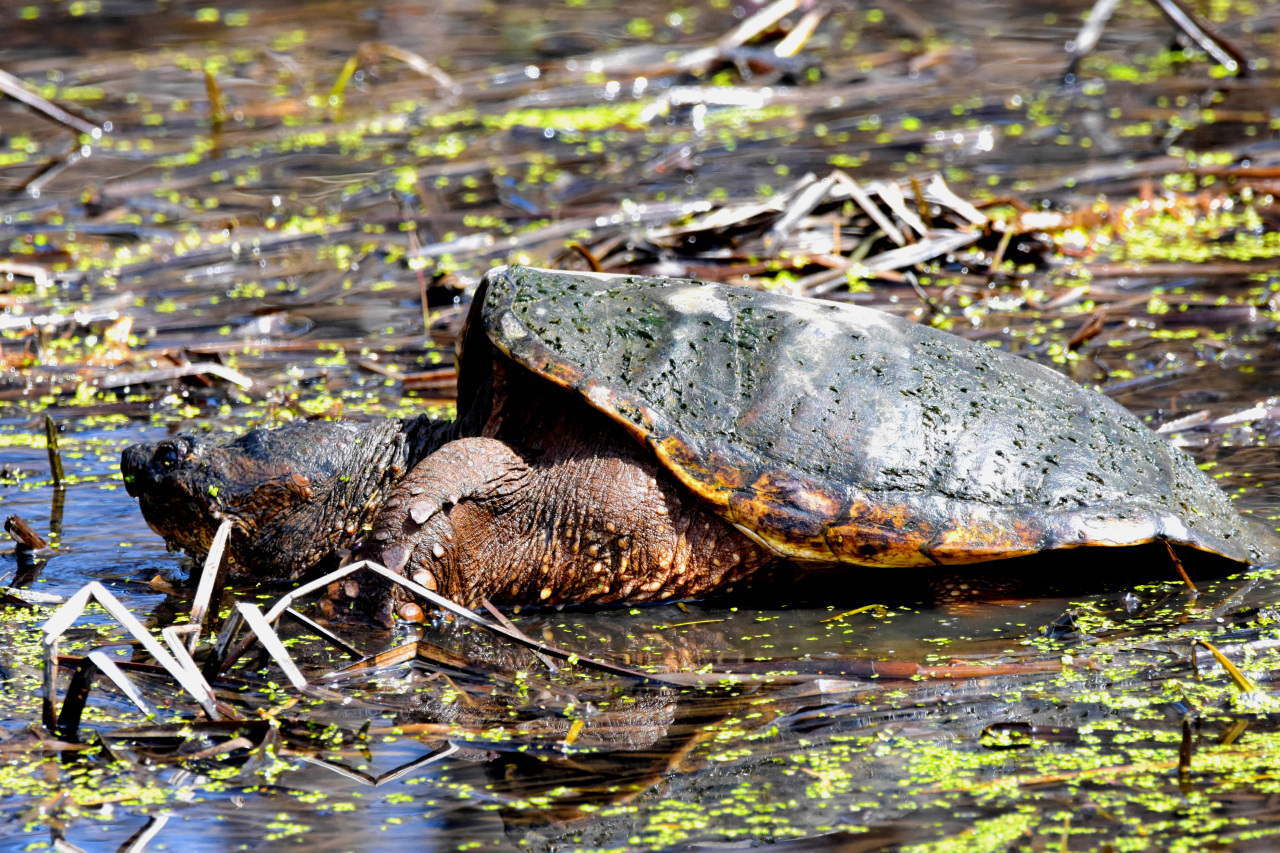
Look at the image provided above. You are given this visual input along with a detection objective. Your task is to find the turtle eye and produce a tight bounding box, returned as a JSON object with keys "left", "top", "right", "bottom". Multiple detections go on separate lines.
{"left": 152, "top": 439, "right": 189, "bottom": 468}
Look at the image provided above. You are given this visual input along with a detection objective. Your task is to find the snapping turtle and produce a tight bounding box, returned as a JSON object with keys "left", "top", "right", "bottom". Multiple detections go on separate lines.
{"left": 122, "top": 266, "right": 1266, "bottom": 625}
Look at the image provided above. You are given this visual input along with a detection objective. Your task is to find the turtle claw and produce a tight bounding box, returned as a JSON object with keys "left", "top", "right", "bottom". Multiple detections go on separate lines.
{"left": 382, "top": 542, "right": 411, "bottom": 573}
{"left": 409, "top": 500, "right": 441, "bottom": 525}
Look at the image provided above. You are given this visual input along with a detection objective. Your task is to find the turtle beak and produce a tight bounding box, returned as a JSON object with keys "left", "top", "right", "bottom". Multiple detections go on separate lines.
{"left": 120, "top": 442, "right": 156, "bottom": 497}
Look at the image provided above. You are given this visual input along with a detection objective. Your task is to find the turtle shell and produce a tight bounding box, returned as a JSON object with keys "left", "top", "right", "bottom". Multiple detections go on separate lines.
{"left": 471, "top": 265, "right": 1259, "bottom": 569}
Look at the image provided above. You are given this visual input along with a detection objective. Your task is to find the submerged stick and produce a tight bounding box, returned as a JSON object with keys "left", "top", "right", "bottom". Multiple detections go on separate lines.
{"left": 56, "top": 651, "right": 159, "bottom": 741}
{"left": 482, "top": 599, "right": 559, "bottom": 674}
{"left": 5, "top": 514, "right": 50, "bottom": 556}
{"left": 1064, "top": 0, "right": 1122, "bottom": 79}
{"left": 317, "top": 641, "right": 420, "bottom": 684}
{"left": 117, "top": 813, "right": 171, "bottom": 853}
{"left": 1149, "top": 0, "right": 1247, "bottom": 76}
{"left": 44, "top": 416, "right": 63, "bottom": 490}
{"left": 1194, "top": 638, "right": 1258, "bottom": 692}
{"left": 298, "top": 743, "right": 457, "bottom": 787}
{"left": 0, "top": 67, "right": 101, "bottom": 136}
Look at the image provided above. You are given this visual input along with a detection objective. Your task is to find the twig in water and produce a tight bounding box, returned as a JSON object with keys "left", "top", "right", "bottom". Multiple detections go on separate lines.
{"left": 317, "top": 641, "right": 420, "bottom": 684}
{"left": 281, "top": 607, "right": 362, "bottom": 659}
{"left": 44, "top": 416, "right": 63, "bottom": 490}
{"left": 861, "top": 230, "right": 979, "bottom": 272}
{"left": 903, "top": 269, "right": 944, "bottom": 318}
{"left": 21, "top": 147, "right": 88, "bottom": 199}
{"left": 1065, "top": 0, "right": 1247, "bottom": 79}
{"left": 297, "top": 744, "right": 457, "bottom": 787}
{"left": 55, "top": 651, "right": 159, "bottom": 741}
{"left": 988, "top": 227, "right": 1015, "bottom": 276}
{"left": 774, "top": 7, "right": 827, "bottom": 58}
{"left": 0, "top": 67, "right": 101, "bottom": 136}
{"left": 0, "top": 260, "right": 54, "bottom": 286}
{"left": 482, "top": 599, "right": 559, "bottom": 673}
{"left": 1178, "top": 716, "right": 1194, "bottom": 786}
{"left": 234, "top": 602, "right": 308, "bottom": 690}
{"left": 908, "top": 176, "right": 934, "bottom": 230}
{"left": 203, "top": 66, "right": 226, "bottom": 132}
{"left": 1194, "top": 638, "right": 1258, "bottom": 692}
{"left": 1220, "top": 718, "right": 1249, "bottom": 746}
{"left": 186, "top": 519, "right": 232, "bottom": 652}
{"left": 1067, "top": 311, "right": 1106, "bottom": 350}
{"left": 41, "top": 582, "right": 222, "bottom": 731}
{"left": 655, "top": 619, "right": 725, "bottom": 629}
{"left": 831, "top": 170, "right": 905, "bottom": 247}
{"left": 117, "top": 813, "right": 171, "bottom": 853}
{"left": 5, "top": 514, "right": 49, "bottom": 555}
{"left": 212, "top": 560, "right": 690, "bottom": 686}
{"left": 368, "top": 43, "right": 455, "bottom": 92}
{"left": 762, "top": 172, "right": 833, "bottom": 254}
{"left": 875, "top": 180, "right": 926, "bottom": 240}
{"left": 821, "top": 604, "right": 888, "bottom": 623}
{"left": 1063, "top": 0, "right": 1123, "bottom": 80}
{"left": 436, "top": 671, "right": 476, "bottom": 707}
{"left": 677, "top": 0, "right": 802, "bottom": 73}
{"left": 1149, "top": 0, "right": 1248, "bottom": 76}
{"left": 566, "top": 242, "right": 603, "bottom": 272}
{"left": 95, "top": 362, "right": 254, "bottom": 390}
{"left": 1166, "top": 542, "right": 1197, "bottom": 593}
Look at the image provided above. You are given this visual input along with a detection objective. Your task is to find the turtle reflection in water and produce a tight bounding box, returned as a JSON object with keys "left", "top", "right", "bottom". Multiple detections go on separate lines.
{"left": 121, "top": 267, "right": 1271, "bottom": 626}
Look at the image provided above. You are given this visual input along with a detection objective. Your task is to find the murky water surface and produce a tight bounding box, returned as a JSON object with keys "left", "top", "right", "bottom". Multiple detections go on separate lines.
{"left": 4, "top": 0, "right": 1280, "bottom": 850}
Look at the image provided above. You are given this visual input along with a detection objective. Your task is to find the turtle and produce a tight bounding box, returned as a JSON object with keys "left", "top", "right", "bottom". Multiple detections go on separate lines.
{"left": 121, "top": 265, "right": 1270, "bottom": 626}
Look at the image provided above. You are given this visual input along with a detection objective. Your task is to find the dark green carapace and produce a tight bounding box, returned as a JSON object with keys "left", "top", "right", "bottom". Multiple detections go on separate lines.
{"left": 477, "top": 266, "right": 1261, "bottom": 569}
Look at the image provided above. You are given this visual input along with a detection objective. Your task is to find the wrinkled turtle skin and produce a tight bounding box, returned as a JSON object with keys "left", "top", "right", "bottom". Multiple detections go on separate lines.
{"left": 122, "top": 266, "right": 1270, "bottom": 625}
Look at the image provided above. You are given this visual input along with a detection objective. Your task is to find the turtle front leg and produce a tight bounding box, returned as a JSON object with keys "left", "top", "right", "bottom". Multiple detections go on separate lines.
{"left": 319, "top": 433, "right": 774, "bottom": 626}
{"left": 318, "top": 437, "right": 531, "bottom": 627}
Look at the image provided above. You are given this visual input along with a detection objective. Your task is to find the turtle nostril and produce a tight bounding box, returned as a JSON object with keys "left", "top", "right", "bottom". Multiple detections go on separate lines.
{"left": 120, "top": 444, "right": 153, "bottom": 496}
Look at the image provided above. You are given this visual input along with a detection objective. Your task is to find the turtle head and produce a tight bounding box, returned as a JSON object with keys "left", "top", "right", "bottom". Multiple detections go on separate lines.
{"left": 123, "top": 432, "right": 226, "bottom": 568}
{"left": 122, "top": 420, "right": 404, "bottom": 581}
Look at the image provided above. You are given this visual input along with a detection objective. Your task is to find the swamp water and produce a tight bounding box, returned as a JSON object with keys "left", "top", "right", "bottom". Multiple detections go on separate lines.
{"left": 4, "top": 0, "right": 1280, "bottom": 849}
